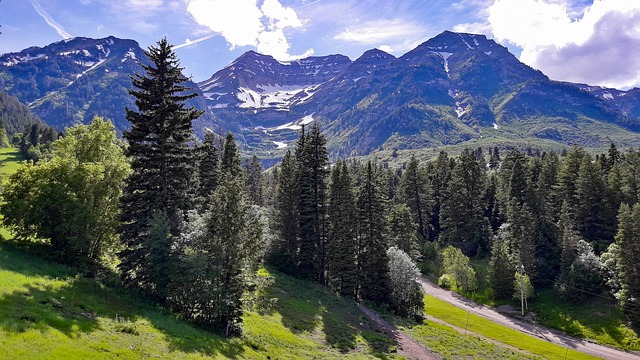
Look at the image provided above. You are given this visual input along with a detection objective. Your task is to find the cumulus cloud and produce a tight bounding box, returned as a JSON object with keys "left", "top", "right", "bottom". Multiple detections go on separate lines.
{"left": 31, "top": 0, "right": 73, "bottom": 39}
{"left": 186, "top": 0, "right": 311, "bottom": 60}
{"left": 486, "top": 0, "right": 640, "bottom": 89}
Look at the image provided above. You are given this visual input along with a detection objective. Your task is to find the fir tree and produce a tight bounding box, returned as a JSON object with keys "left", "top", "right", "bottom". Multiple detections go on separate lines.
{"left": 615, "top": 204, "right": 640, "bottom": 326}
{"left": 244, "top": 155, "right": 264, "bottom": 206}
{"left": 490, "top": 225, "right": 515, "bottom": 299}
{"left": 271, "top": 150, "right": 299, "bottom": 273}
{"left": 297, "top": 123, "right": 329, "bottom": 282}
{"left": 388, "top": 203, "right": 421, "bottom": 262}
{"left": 400, "top": 156, "right": 430, "bottom": 242}
{"left": 356, "top": 161, "right": 391, "bottom": 303}
{"left": 119, "top": 37, "right": 202, "bottom": 295}
{"left": 196, "top": 131, "right": 219, "bottom": 209}
{"left": 327, "top": 161, "right": 358, "bottom": 296}
{"left": 439, "top": 149, "right": 488, "bottom": 253}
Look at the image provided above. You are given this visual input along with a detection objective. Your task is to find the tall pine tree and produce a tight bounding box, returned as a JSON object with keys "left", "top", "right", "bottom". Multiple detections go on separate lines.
{"left": 119, "top": 38, "right": 202, "bottom": 295}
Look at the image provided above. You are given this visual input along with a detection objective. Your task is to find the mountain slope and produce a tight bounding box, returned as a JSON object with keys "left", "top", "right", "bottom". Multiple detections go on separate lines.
{"left": 0, "top": 36, "right": 213, "bottom": 135}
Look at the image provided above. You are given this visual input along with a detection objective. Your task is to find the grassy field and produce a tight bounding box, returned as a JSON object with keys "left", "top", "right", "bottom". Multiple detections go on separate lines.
{"left": 0, "top": 241, "right": 405, "bottom": 360}
{"left": 459, "top": 256, "right": 640, "bottom": 351}
{"left": 0, "top": 147, "right": 25, "bottom": 181}
{"left": 422, "top": 294, "right": 600, "bottom": 360}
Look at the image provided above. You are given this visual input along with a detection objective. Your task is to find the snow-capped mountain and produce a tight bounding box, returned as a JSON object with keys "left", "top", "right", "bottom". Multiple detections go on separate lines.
{"left": 2, "top": 32, "right": 640, "bottom": 161}
{"left": 198, "top": 51, "right": 351, "bottom": 110}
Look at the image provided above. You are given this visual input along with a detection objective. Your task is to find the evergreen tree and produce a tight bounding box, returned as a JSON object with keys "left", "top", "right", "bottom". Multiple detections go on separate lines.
{"left": 428, "top": 151, "right": 453, "bottom": 240}
{"left": 271, "top": 150, "right": 299, "bottom": 273}
{"left": 357, "top": 161, "right": 391, "bottom": 303}
{"left": 575, "top": 155, "right": 611, "bottom": 248}
{"left": 489, "top": 225, "right": 514, "bottom": 299}
{"left": 244, "top": 155, "right": 264, "bottom": 206}
{"left": 615, "top": 204, "right": 640, "bottom": 326}
{"left": 196, "top": 131, "right": 219, "bottom": 208}
{"left": 171, "top": 134, "right": 267, "bottom": 336}
{"left": 400, "top": 156, "right": 430, "bottom": 242}
{"left": 388, "top": 203, "right": 421, "bottom": 262}
{"left": 558, "top": 201, "right": 578, "bottom": 281}
{"left": 507, "top": 199, "right": 537, "bottom": 279}
{"left": 119, "top": 38, "right": 202, "bottom": 294}
{"left": 297, "top": 123, "right": 329, "bottom": 282}
{"left": 555, "top": 146, "right": 587, "bottom": 216}
{"left": 439, "top": 149, "right": 488, "bottom": 253}
{"left": 327, "top": 161, "right": 358, "bottom": 296}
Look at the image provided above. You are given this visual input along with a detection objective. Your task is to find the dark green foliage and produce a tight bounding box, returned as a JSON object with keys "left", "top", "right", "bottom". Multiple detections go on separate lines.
{"left": 18, "top": 122, "right": 59, "bottom": 161}
{"left": 244, "top": 155, "right": 264, "bottom": 206}
{"left": 575, "top": 155, "right": 612, "bottom": 248}
{"left": 356, "top": 161, "right": 391, "bottom": 304}
{"left": 144, "top": 211, "right": 173, "bottom": 300}
{"left": 196, "top": 131, "right": 219, "bottom": 209}
{"left": 426, "top": 151, "right": 453, "bottom": 241}
{"left": 0, "top": 90, "right": 44, "bottom": 135}
{"left": 270, "top": 150, "right": 299, "bottom": 273}
{"left": 615, "top": 204, "right": 640, "bottom": 326}
{"left": 118, "top": 38, "right": 202, "bottom": 295}
{"left": 326, "top": 160, "right": 357, "bottom": 297}
{"left": 400, "top": 156, "right": 430, "bottom": 242}
{"left": 560, "top": 240, "right": 604, "bottom": 302}
{"left": 297, "top": 123, "right": 329, "bottom": 282}
{"left": 489, "top": 225, "right": 515, "bottom": 299}
{"left": 388, "top": 203, "right": 421, "bottom": 262}
{"left": 506, "top": 199, "right": 538, "bottom": 280}
{"left": 170, "top": 134, "right": 267, "bottom": 335}
{"left": 439, "top": 149, "right": 488, "bottom": 253}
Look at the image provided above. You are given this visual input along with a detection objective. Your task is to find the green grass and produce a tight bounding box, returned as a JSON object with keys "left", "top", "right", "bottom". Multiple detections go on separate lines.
{"left": 0, "top": 147, "right": 25, "bottom": 181}
{"left": 458, "top": 256, "right": 640, "bottom": 351}
{"left": 529, "top": 288, "right": 640, "bottom": 351}
{"left": 422, "top": 294, "right": 600, "bottom": 360}
{"left": 0, "top": 241, "right": 404, "bottom": 359}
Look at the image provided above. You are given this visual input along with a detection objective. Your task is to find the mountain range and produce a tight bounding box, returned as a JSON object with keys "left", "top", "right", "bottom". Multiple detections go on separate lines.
{"left": 2, "top": 31, "right": 640, "bottom": 160}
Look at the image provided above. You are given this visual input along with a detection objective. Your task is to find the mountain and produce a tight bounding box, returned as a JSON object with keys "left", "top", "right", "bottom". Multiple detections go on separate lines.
{"left": 0, "top": 36, "right": 213, "bottom": 135}
{"left": 198, "top": 30, "right": 640, "bottom": 158}
{"left": 0, "top": 90, "right": 44, "bottom": 134}
{"left": 2, "top": 32, "right": 640, "bottom": 159}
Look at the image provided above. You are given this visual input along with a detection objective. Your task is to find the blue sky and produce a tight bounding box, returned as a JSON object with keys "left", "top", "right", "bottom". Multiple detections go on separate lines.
{"left": 1, "top": 0, "right": 640, "bottom": 89}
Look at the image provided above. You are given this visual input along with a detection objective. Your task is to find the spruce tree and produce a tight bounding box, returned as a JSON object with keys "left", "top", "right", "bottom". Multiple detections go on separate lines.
{"left": 196, "top": 131, "right": 219, "bottom": 208}
{"left": 388, "top": 203, "right": 421, "bottom": 262}
{"left": 439, "top": 149, "right": 488, "bottom": 253}
{"left": 400, "top": 156, "right": 430, "bottom": 242}
{"left": 615, "top": 203, "right": 640, "bottom": 326}
{"left": 490, "top": 225, "right": 514, "bottom": 299}
{"left": 272, "top": 150, "right": 299, "bottom": 273}
{"left": 357, "top": 161, "right": 391, "bottom": 303}
{"left": 244, "top": 155, "right": 264, "bottom": 206}
{"left": 119, "top": 38, "right": 202, "bottom": 294}
{"left": 327, "top": 161, "right": 358, "bottom": 297}
{"left": 297, "top": 123, "right": 329, "bottom": 282}
{"left": 575, "top": 155, "right": 611, "bottom": 247}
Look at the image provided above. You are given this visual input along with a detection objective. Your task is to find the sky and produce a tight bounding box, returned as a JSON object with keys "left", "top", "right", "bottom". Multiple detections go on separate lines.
{"left": 1, "top": 0, "right": 640, "bottom": 89}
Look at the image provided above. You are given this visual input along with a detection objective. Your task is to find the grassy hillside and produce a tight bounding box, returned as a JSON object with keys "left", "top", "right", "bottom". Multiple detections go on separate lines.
{"left": 0, "top": 241, "right": 403, "bottom": 359}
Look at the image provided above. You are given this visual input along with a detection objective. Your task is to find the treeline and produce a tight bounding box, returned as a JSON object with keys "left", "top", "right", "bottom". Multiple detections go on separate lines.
{"left": 266, "top": 125, "right": 424, "bottom": 317}
{"left": 0, "top": 90, "right": 59, "bottom": 160}
{"left": 341, "top": 145, "right": 640, "bottom": 325}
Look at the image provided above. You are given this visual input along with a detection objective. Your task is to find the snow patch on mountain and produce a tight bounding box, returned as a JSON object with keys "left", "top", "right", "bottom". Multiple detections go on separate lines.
{"left": 237, "top": 84, "right": 321, "bottom": 109}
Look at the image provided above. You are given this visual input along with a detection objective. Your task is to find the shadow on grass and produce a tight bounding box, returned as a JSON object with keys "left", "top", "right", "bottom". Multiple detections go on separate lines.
{"left": 265, "top": 269, "right": 398, "bottom": 357}
{"left": 0, "top": 241, "right": 247, "bottom": 358}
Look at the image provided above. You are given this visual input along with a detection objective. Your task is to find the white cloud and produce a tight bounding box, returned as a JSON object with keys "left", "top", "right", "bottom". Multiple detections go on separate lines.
{"left": 186, "top": 0, "right": 311, "bottom": 60}
{"left": 30, "top": 0, "right": 73, "bottom": 39}
{"left": 379, "top": 45, "right": 393, "bottom": 53}
{"left": 486, "top": 0, "right": 640, "bottom": 89}
{"left": 334, "top": 19, "right": 424, "bottom": 45}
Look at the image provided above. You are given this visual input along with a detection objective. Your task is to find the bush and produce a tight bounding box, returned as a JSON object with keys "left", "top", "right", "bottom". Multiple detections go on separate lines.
{"left": 438, "top": 274, "right": 454, "bottom": 289}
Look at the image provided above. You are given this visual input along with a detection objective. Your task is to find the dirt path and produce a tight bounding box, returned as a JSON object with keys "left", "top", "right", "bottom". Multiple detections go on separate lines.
{"left": 358, "top": 303, "right": 439, "bottom": 360}
{"left": 419, "top": 277, "right": 640, "bottom": 360}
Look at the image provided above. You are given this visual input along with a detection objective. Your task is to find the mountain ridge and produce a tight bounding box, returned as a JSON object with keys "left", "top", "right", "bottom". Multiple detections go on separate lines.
{"left": 1, "top": 32, "right": 640, "bottom": 159}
